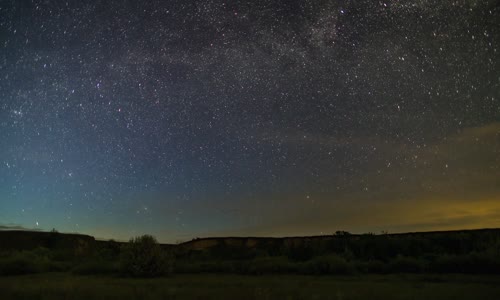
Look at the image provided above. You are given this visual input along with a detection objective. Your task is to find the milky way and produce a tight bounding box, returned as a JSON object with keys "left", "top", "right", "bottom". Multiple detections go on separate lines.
{"left": 1, "top": 0, "right": 499, "bottom": 242}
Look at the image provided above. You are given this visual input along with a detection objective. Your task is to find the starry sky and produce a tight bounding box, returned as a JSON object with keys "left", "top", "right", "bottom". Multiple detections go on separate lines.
{"left": 0, "top": 0, "right": 499, "bottom": 242}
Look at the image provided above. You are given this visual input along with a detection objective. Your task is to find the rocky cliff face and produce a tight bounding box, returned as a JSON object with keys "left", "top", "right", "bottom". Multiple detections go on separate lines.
{"left": 178, "top": 236, "right": 333, "bottom": 251}
{"left": 0, "top": 231, "right": 96, "bottom": 257}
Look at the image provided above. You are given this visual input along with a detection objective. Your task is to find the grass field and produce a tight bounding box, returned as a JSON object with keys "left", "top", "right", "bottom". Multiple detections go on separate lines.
{"left": 1, "top": 273, "right": 500, "bottom": 300}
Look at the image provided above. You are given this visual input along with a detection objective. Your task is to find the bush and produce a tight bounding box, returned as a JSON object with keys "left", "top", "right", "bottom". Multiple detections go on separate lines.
{"left": 389, "top": 255, "right": 426, "bottom": 273}
{"left": 285, "top": 244, "right": 314, "bottom": 262}
{"left": 245, "top": 256, "right": 296, "bottom": 274}
{"left": 0, "top": 252, "right": 43, "bottom": 276}
{"left": 0, "top": 248, "right": 74, "bottom": 276}
{"left": 173, "top": 257, "right": 296, "bottom": 275}
{"left": 120, "top": 235, "right": 173, "bottom": 277}
{"left": 431, "top": 253, "right": 500, "bottom": 274}
{"left": 301, "top": 255, "right": 355, "bottom": 275}
{"left": 98, "top": 240, "right": 122, "bottom": 260}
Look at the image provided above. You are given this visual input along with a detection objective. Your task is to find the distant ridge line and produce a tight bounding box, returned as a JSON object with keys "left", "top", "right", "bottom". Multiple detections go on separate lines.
{"left": 1, "top": 228, "right": 500, "bottom": 246}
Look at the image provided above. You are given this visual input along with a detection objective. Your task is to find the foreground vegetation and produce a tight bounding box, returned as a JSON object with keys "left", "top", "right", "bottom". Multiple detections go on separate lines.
{"left": 1, "top": 273, "right": 500, "bottom": 300}
{"left": 2, "top": 229, "right": 500, "bottom": 277}
{"left": 1, "top": 230, "right": 500, "bottom": 299}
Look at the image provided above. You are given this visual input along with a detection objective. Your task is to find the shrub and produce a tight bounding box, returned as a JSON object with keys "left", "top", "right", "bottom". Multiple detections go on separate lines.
{"left": 173, "top": 257, "right": 296, "bottom": 275}
{"left": 431, "top": 253, "right": 500, "bottom": 274}
{"left": 245, "top": 256, "right": 296, "bottom": 274}
{"left": 94, "top": 240, "right": 122, "bottom": 262}
{"left": 0, "top": 252, "right": 43, "bottom": 276}
{"left": 0, "top": 248, "right": 74, "bottom": 275}
{"left": 389, "top": 255, "right": 426, "bottom": 273}
{"left": 301, "top": 255, "right": 355, "bottom": 275}
{"left": 285, "top": 244, "right": 314, "bottom": 262}
{"left": 120, "top": 235, "right": 173, "bottom": 277}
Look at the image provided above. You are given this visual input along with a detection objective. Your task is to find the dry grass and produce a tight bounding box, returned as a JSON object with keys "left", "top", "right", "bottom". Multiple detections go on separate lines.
{"left": 1, "top": 273, "right": 500, "bottom": 300}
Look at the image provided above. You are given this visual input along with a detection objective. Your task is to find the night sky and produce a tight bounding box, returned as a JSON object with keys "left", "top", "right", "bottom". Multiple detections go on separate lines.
{"left": 1, "top": 0, "right": 499, "bottom": 242}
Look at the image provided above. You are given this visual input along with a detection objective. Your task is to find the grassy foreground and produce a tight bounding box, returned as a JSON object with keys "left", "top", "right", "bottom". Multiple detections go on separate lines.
{"left": 1, "top": 273, "right": 500, "bottom": 300}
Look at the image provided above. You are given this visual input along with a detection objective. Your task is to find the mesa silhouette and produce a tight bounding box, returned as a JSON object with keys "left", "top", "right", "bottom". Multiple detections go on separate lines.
{"left": 1, "top": 228, "right": 500, "bottom": 276}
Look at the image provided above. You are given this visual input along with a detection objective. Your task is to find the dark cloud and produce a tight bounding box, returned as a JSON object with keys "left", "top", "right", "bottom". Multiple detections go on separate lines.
{"left": 0, "top": 224, "right": 41, "bottom": 231}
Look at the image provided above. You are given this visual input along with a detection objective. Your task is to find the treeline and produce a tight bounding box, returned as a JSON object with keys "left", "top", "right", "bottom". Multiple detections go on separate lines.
{"left": 175, "top": 230, "right": 500, "bottom": 275}
{"left": 0, "top": 235, "right": 170, "bottom": 277}
{"left": 1, "top": 229, "right": 500, "bottom": 277}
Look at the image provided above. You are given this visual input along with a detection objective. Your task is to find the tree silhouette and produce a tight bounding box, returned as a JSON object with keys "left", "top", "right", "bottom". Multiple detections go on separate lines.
{"left": 120, "top": 235, "right": 172, "bottom": 277}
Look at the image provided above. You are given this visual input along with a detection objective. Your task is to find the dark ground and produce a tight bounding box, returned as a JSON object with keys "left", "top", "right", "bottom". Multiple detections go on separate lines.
{"left": 1, "top": 273, "right": 500, "bottom": 300}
